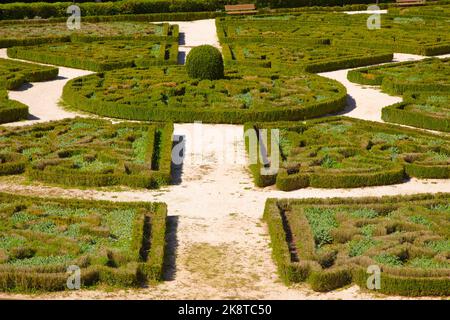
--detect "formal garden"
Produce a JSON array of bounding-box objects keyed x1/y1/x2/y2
[{"x1": 0, "y1": 0, "x2": 448, "y2": 299}]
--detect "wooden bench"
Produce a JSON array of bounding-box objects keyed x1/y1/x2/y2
[
  {"x1": 396, "y1": 0, "x2": 426, "y2": 6},
  {"x1": 225, "y1": 4, "x2": 257, "y2": 15}
]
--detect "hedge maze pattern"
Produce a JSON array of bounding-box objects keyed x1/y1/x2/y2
[
  {"x1": 62, "y1": 66, "x2": 347, "y2": 124},
  {"x1": 348, "y1": 58, "x2": 450, "y2": 132},
  {"x1": 264, "y1": 193, "x2": 450, "y2": 296},
  {"x1": 7, "y1": 40, "x2": 179, "y2": 72},
  {"x1": 0, "y1": 193, "x2": 167, "y2": 292},
  {"x1": 0, "y1": 118, "x2": 173, "y2": 189},
  {"x1": 245, "y1": 117, "x2": 450, "y2": 191}
]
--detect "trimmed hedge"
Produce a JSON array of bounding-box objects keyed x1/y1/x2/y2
[
  {"x1": 62, "y1": 65, "x2": 347, "y2": 124},
  {"x1": 0, "y1": 90, "x2": 29, "y2": 125},
  {"x1": 186, "y1": 45, "x2": 224, "y2": 80},
  {"x1": 349, "y1": 59, "x2": 450, "y2": 132},
  {"x1": 0, "y1": 58, "x2": 58, "y2": 90},
  {"x1": 264, "y1": 194, "x2": 450, "y2": 296},
  {"x1": 0, "y1": 21, "x2": 178, "y2": 48},
  {"x1": 0, "y1": 192, "x2": 167, "y2": 292},
  {"x1": 245, "y1": 117, "x2": 450, "y2": 190},
  {"x1": 0, "y1": 118, "x2": 173, "y2": 189},
  {"x1": 7, "y1": 40, "x2": 179, "y2": 72}
]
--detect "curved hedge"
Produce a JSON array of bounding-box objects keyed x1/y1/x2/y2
[
  {"x1": 0, "y1": 192, "x2": 167, "y2": 292},
  {"x1": 0, "y1": 118, "x2": 173, "y2": 189},
  {"x1": 264, "y1": 194, "x2": 450, "y2": 296},
  {"x1": 245, "y1": 117, "x2": 450, "y2": 191},
  {"x1": 0, "y1": 90, "x2": 29, "y2": 125},
  {"x1": 62, "y1": 65, "x2": 347, "y2": 124}
]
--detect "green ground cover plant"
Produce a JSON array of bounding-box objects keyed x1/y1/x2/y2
[
  {"x1": 264, "y1": 193, "x2": 450, "y2": 296},
  {"x1": 222, "y1": 42, "x2": 393, "y2": 73},
  {"x1": 7, "y1": 40, "x2": 179, "y2": 72},
  {"x1": 0, "y1": 90, "x2": 28, "y2": 125},
  {"x1": 348, "y1": 58, "x2": 450, "y2": 132},
  {"x1": 217, "y1": 12, "x2": 450, "y2": 56},
  {"x1": 0, "y1": 118, "x2": 173, "y2": 188},
  {"x1": 245, "y1": 117, "x2": 450, "y2": 191},
  {"x1": 62, "y1": 65, "x2": 347, "y2": 124},
  {"x1": 0, "y1": 21, "x2": 178, "y2": 48},
  {"x1": 0, "y1": 57, "x2": 58, "y2": 90},
  {"x1": 0, "y1": 192, "x2": 167, "y2": 292}
]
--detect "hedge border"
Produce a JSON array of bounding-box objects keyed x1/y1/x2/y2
[
  {"x1": 264, "y1": 193, "x2": 450, "y2": 296},
  {"x1": 0, "y1": 192, "x2": 167, "y2": 292}
]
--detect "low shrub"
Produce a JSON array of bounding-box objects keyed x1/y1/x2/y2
[
  {"x1": 186, "y1": 45, "x2": 224, "y2": 80},
  {"x1": 0, "y1": 90, "x2": 29, "y2": 125},
  {"x1": 0, "y1": 192, "x2": 168, "y2": 292},
  {"x1": 264, "y1": 194, "x2": 450, "y2": 296},
  {"x1": 245, "y1": 117, "x2": 450, "y2": 190},
  {"x1": 0, "y1": 118, "x2": 173, "y2": 189},
  {"x1": 0, "y1": 58, "x2": 58, "y2": 90}
]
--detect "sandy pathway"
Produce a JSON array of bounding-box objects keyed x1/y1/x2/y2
[{"x1": 0, "y1": 20, "x2": 449, "y2": 300}]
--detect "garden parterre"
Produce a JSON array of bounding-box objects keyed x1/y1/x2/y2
[
  {"x1": 217, "y1": 12, "x2": 450, "y2": 56},
  {"x1": 7, "y1": 40, "x2": 179, "y2": 72},
  {"x1": 264, "y1": 193, "x2": 450, "y2": 296},
  {"x1": 62, "y1": 66, "x2": 347, "y2": 124},
  {"x1": 245, "y1": 117, "x2": 450, "y2": 191},
  {"x1": 0, "y1": 21, "x2": 178, "y2": 47},
  {"x1": 0, "y1": 90, "x2": 28, "y2": 124},
  {"x1": 348, "y1": 58, "x2": 450, "y2": 132},
  {"x1": 0, "y1": 118, "x2": 173, "y2": 188},
  {"x1": 0, "y1": 192, "x2": 167, "y2": 292}
]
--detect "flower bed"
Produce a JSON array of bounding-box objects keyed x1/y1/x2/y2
[
  {"x1": 264, "y1": 193, "x2": 450, "y2": 296},
  {"x1": 245, "y1": 117, "x2": 450, "y2": 190},
  {"x1": 0, "y1": 118, "x2": 173, "y2": 189},
  {"x1": 7, "y1": 40, "x2": 179, "y2": 72},
  {"x1": 0, "y1": 192, "x2": 167, "y2": 292}
]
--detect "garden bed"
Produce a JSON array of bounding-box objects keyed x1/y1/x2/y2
[
  {"x1": 7, "y1": 40, "x2": 179, "y2": 72},
  {"x1": 0, "y1": 192, "x2": 167, "y2": 292},
  {"x1": 0, "y1": 57, "x2": 58, "y2": 90},
  {"x1": 0, "y1": 118, "x2": 173, "y2": 189},
  {"x1": 0, "y1": 90, "x2": 28, "y2": 125},
  {"x1": 245, "y1": 117, "x2": 450, "y2": 191},
  {"x1": 264, "y1": 193, "x2": 450, "y2": 296},
  {"x1": 348, "y1": 58, "x2": 450, "y2": 132},
  {"x1": 0, "y1": 21, "x2": 178, "y2": 48},
  {"x1": 62, "y1": 66, "x2": 347, "y2": 124}
]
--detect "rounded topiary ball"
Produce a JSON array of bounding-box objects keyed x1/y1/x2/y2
[{"x1": 186, "y1": 45, "x2": 224, "y2": 80}]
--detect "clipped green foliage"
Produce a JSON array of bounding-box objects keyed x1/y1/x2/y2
[
  {"x1": 0, "y1": 90, "x2": 28, "y2": 125},
  {"x1": 0, "y1": 21, "x2": 178, "y2": 47},
  {"x1": 245, "y1": 117, "x2": 450, "y2": 191},
  {"x1": 0, "y1": 58, "x2": 58, "y2": 90},
  {"x1": 264, "y1": 194, "x2": 450, "y2": 296},
  {"x1": 0, "y1": 192, "x2": 167, "y2": 292},
  {"x1": 62, "y1": 65, "x2": 347, "y2": 124},
  {"x1": 7, "y1": 40, "x2": 179, "y2": 72},
  {"x1": 0, "y1": 118, "x2": 173, "y2": 189},
  {"x1": 186, "y1": 45, "x2": 224, "y2": 80}
]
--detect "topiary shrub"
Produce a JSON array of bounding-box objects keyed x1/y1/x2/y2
[{"x1": 186, "y1": 45, "x2": 224, "y2": 80}]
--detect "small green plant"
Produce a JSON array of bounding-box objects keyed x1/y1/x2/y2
[{"x1": 186, "y1": 45, "x2": 224, "y2": 80}]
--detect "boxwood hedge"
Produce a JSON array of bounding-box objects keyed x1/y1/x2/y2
[
  {"x1": 62, "y1": 65, "x2": 347, "y2": 124},
  {"x1": 0, "y1": 118, "x2": 173, "y2": 189},
  {"x1": 264, "y1": 193, "x2": 450, "y2": 296},
  {"x1": 245, "y1": 117, "x2": 450, "y2": 191},
  {"x1": 0, "y1": 57, "x2": 58, "y2": 90},
  {"x1": 0, "y1": 21, "x2": 178, "y2": 48},
  {"x1": 0, "y1": 192, "x2": 167, "y2": 292},
  {"x1": 348, "y1": 58, "x2": 450, "y2": 132},
  {"x1": 0, "y1": 90, "x2": 28, "y2": 125},
  {"x1": 7, "y1": 40, "x2": 179, "y2": 72}
]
